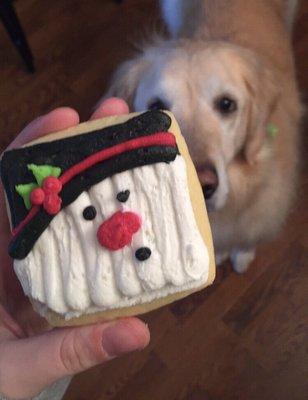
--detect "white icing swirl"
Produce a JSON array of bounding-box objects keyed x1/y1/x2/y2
[{"x1": 14, "y1": 157, "x2": 209, "y2": 319}]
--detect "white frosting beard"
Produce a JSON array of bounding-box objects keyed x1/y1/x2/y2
[{"x1": 14, "y1": 156, "x2": 209, "y2": 320}]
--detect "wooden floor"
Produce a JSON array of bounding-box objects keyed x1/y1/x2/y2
[{"x1": 0, "y1": 1, "x2": 307, "y2": 399}]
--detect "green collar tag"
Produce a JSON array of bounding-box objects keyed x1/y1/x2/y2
[{"x1": 267, "y1": 123, "x2": 279, "y2": 139}]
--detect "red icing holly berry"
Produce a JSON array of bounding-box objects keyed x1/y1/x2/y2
[
  {"x1": 97, "y1": 211, "x2": 141, "y2": 251},
  {"x1": 30, "y1": 187, "x2": 45, "y2": 205},
  {"x1": 42, "y1": 176, "x2": 62, "y2": 194},
  {"x1": 43, "y1": 193, "x2": 62, "y2": 215},
  {"x1": 28, "y1": 176, "x2": 63, "y2": 214}
]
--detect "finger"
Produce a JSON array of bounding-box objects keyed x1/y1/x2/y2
[
  {"x1": 0, "y1": 304, "x2": 25, "y2": 339},
  {"x1": 0, "y1": 317, "x2": 150, "y2": 399},
  {"x1": 8, "y1": 107, "x2": 80, "y2": 150},
  {"x1": 90, "y1": 97, "x2": 129, "y2": 120}
]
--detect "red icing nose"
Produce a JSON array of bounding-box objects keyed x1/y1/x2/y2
[{"x1": 97, "y1": 211, "x2": 141, "y2": 251}]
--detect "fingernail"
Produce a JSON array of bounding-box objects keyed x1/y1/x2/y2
[{"x1": 102, "y1": 320, "x2": 148, "y2": 357}]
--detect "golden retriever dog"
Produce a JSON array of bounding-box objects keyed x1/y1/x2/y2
[{"x1": 104, "y1": 0, "x2": 302, "y2": 272}]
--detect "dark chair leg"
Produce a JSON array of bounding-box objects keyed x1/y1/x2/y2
[{"x1": 0, "y1": 0, "x2": 35, "y2": 73}]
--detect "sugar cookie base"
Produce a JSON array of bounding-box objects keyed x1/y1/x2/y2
[{"x1": 23, "y1": 111, "x2": 215, "y2": 327}]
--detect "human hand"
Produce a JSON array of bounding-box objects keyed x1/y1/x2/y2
[{"x1": 0, "y1": 98, "x2": 150, "y2": 400}]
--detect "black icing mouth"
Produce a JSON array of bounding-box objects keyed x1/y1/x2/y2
[{"x1": 135, "y1": 247, "x2": 151, "y2": 261}]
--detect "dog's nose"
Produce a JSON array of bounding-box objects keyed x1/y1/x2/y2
[{"x1": 196, "y1": 163, "x2": 219, "y2": 200}]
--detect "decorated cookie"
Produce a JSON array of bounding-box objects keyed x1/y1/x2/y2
[{"x1": 0, "y1": 111, "x2": 215, "y2": 326}]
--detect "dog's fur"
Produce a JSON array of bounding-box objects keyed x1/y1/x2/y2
[{"x1": 104, "y1": 0, "x2": 302, "y2": 272}]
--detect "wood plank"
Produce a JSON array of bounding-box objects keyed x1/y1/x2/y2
[{"x1": 0, "y1": 1, "x2": 306, "y2": 399}]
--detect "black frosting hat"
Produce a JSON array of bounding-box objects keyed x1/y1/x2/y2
[{"x1": 1, "y1": 111, "x2": 179, "y2": 260}]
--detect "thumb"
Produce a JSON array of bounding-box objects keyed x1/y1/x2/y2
[{"x1": 0, "y1": 318, "x2": 150, "y2": 399}]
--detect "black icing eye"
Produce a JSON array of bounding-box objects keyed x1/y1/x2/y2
[
  {"x1": 135, "y1": 247, "x2": 151, "y2": 261},
  {"x1": 214, "y1": 95, "x2": 237, "y2": 115},
  {"x1": 148, "y1": 98, "x2": 169, "y2": 111},
  {"x1": 83, "y1": 206, "x2": 97, "y2": 220},
  {"x1": 117, "y1": 190, "x2": 130, "y2": 203}
]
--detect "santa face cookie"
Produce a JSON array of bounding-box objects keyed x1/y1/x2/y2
[{"x1": 1, "y1": 111, "x2": 215, "y2": 326}]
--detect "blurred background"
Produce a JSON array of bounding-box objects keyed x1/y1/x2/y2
[{"x1": 0, "y1": 1, "x2": 307, "y2": 399}]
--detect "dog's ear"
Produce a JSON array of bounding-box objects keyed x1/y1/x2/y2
[
  {"x1": 105, "y1": 56, "x2": 149, "y2": 109},
  {"x1": 243, "y1": 60, "x2": 279, "y2": 164}
]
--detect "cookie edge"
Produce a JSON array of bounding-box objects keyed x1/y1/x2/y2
[{"x1": 20, "y1": 110, "x2": 215, "y2": 326}]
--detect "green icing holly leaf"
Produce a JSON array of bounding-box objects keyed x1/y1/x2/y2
[
  {"x1": 15, "y1": 164, "x2": 62, "y2": 210},
  {"x1": 15, "y1": 183, "x2": 38, "y2": 210},
  {"x1": 267, "y1": 123, "x2": 279, "y2": 139},
  {"x1": 27, "y1": 164, "x2": 61, "y2": 186}
]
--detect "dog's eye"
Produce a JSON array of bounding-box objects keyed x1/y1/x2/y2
[
  {"x1": 148, "y1": 99, "x2": 169, "y2": 111},
  {"x1": 83, "y1": 206, "x2": 97, "y2": 220},
  {"x1": 215, "y1": 96, "x2": 237, "y2": 115}
]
